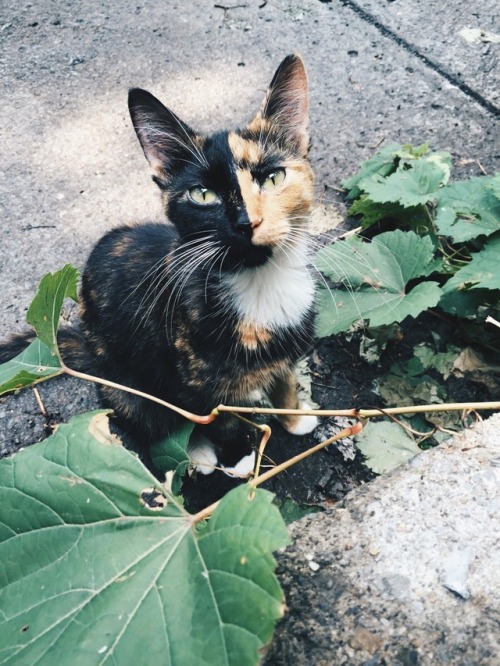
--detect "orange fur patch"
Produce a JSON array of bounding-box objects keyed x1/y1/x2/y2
[
  {"x1": 237, "y1": 321, "x2": 272, "y2": 350},
  {"x1": 228, "y1": 132, "x2": 264, "y2": 165}
]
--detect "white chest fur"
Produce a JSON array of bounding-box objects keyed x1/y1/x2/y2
[{"x1": 223, "y1": 244, "x2": 315, "y2": 329}]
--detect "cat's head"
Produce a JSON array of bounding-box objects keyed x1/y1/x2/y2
[{"x1": 128, "y1": 55, "x2": 313, "y2": 269}]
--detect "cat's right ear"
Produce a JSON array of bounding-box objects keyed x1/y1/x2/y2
[{"x1": 128, "y1": 89, "x2": 198, "y2": 184}]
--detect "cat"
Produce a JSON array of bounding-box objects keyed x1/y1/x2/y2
[{"x1": 0, "y1": 54, "x2": 319, "y2": 477}]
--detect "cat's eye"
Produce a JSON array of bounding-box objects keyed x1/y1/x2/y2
[
  {"x1": 188, "y1": 186, "x2": 218, "y2": 205},
  {"x1": 261, "y1": 168, "x2": 286, "y2": 191}
]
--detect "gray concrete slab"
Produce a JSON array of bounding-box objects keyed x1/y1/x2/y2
[
  {"x1": 348, "y1": 0, "x2": 500, "y2": 109},
  {"x1": 265, "y1": 412, "x2": 500, "y2": 665}
]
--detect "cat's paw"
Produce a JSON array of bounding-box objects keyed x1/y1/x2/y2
[
  {"x1": 287, "y1": 402, "x2": 318, "y2": 436},
  {"x1": 187, "y1": 434, "x2": 218, "y2": 475},
  {"x1": 221, "y1": 450, "x2": 256, "y2": 479}
]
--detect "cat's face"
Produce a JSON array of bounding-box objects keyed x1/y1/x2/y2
[{"x1": 129, "y1": 55, "x2": 313, "y2": 269}]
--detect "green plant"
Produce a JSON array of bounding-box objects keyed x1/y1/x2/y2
[{"x1": 315, "y1": 143, "x2": 500, "y2": 336}]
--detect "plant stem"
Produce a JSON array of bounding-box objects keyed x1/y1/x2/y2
[
  {"x1": 215, "y1": 401, "x2": 500, "y2": 418},
  {"x1": 249, "y1": 421, "x2": 365, "y2": 488},
  {"x1": 486, "y1": 316, "x2": 500, "y2": 330},
  {"x1": 61, "y1": 362, "x2": 217, "y2": 425},
  {"x1": 62, "y1": 361, "x2": 500, "y2": 424}
]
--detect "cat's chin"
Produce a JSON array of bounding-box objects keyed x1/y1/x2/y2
[
  {"x1": 222, "y1": 245, "x2": 273, "y2": 270},
  {"x1": 241, "y1": 250, "x2": 272, "y2": 268}
]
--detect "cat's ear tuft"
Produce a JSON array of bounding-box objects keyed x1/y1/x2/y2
[
  {"x1": 258, "y1": 54, "x2": 309, "y2": 155},
  {"x1": 128, "y1": 88, "x2": 199, "y2": 184}
]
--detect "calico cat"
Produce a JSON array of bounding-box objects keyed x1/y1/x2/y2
[{"x1": 1, "y1": 54, "x2": 319, "y2": 477}]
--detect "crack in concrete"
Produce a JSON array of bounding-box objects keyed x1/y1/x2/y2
[{"x1": 338, "y1": 0, "x2": 500, "y2": 118}]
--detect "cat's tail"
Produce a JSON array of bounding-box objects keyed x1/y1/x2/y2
[{"x1": 0, "y1": 327, "x2": 91, "y2": 371}]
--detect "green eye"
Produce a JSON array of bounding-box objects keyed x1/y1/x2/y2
[
  {"x1": 188, "y1": 186, "x2": 218, "y2": 204},
  {"x1": 261, "y1": 168, "x2": 286, "y2": 191}
]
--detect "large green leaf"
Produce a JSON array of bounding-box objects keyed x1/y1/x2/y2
[
  {"x1": 0, "y1": 411, "x2": 289, "y2": 666},
  {"x1": 26, "y1": 264, "x2": 79, "y2": 355},
  {"x1": 442, "y1": 235, "x2": 500, "y2": 293},
  {"x1": 151, "y1": 421, "x2": 193, "y2": 472},
  {"x1": 341, "y1": 143, "x2": 449, "y2": 203},
  {"x1": 0, "y1": 338, "x2": 63, "y2": 396},
  {"x1": 435, "y1": 176, "x2": 500, "y2": 242},
  {"x1": 315, "y1": 230, "x2": 442, "y2": 336}
]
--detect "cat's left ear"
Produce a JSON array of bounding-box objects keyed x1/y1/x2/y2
[{"x1": 256, "y1": 54, "x2": 309, "y2": 156}]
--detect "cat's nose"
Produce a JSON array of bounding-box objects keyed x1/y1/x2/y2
[{"x1": 234, "y1": 210, "x2": 263, "y2": 232}]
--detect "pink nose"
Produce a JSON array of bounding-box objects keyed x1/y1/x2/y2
[{"x1": 251, "y1": 217, "x2": 263, "y2": 229}]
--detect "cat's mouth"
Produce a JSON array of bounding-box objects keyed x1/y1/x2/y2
[{"x1": 224, "y1": 243, "x2": 273, "y2": 270}]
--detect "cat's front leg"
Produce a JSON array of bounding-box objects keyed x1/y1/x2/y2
[{"x1": 269, "y1": 367, "x2": 318, "y2": 435}]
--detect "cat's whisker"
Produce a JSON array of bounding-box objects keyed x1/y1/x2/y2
[
  {"x1": 287, "y1": 230, "x2": 403, "y2": 324},
  {"x1": 164, "y1": 244, "x2": 222, "y2": 336},
  {"x1": 134, "y1": 240, "x2": 221, "y2": 335},
  {"x1": 128, "y1": 233, "x2": 217, "y2": 314},
  {"x1": 203, "y1": 247, "x2": 227, "y2": 302},
  {"x1": 123, "y1": 255, "x2": 167, "y2": 307},
  {"x1": 132, "y1": 238, "x2": 217, "y2": 328}
]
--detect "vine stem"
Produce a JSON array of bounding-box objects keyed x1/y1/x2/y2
[
  {"x1": 190, "y1": 422, "x2": 364, "y2": 525},
  {"x1": 60, "y1": 360, "x2": 500, "y2": 525},
  {"x1": 61, "y1": 362, "x2": 500, "y2": 423},
  {"x1": 61, "y1": 362, "x2": 217, "y2": 425},
  {"x1": 215, "y1": 402, "x2": 500, "y2": 418}
]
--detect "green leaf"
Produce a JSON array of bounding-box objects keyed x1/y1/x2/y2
[
  {"x1": 439, "y1": 289, "x2": 499, "y2": 317},
  {"x1": 442, "y1": 235, "x2": 500, "y2": 292},
  {"x1": 342, "y1": 143, "x2": 402, "y2": 199},
  {"x1": 274, "y1": 497, "x2": 323, "y2": 525},
  {"x1": 151, "y1": 421, "x2": 193, "y2": 472},
  {"x1": 435, "y1": 176, "x2": 500, "y2": 242},
  {"x1": 412, "y1": 344, "x2": 460, "y2": 380},
  {"x1": 151, "y1": 421, "x2": 194, "y2": 495},
  {"x1": 363, "y1": 160, "x2": 447, "y2": 208},
  {"x1": 315, "y1": 230, "x2": 442, "y2": 336},
  {"x1": 354, "y1": 421, "x2": 421, "y2": 473},
  {"x1": 348, "y1": 195, "x2": 419, "y2": 227},
  {"x1": 0, "y1": 411, "x2": 289, "y2": 666},
  {"x1": 377, "y1": 373, "x2": 445, "y2": 408},
  {"x1": 26, "y1": 264, "x2": 79, "y2": 355},
  {"x1": 0, "y1": 339, "x2": 63, "y2": 396}
]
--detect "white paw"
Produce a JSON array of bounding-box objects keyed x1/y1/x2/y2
[
  {"x1": 288, "y1": 402, "x2": 319, "y2": 436},
  {"x1": 187, "y1": 434, "x2": 218, "y2": 475},
  {"x1": 221, "y1": 450, "x2": 256, "y2": 479}
]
